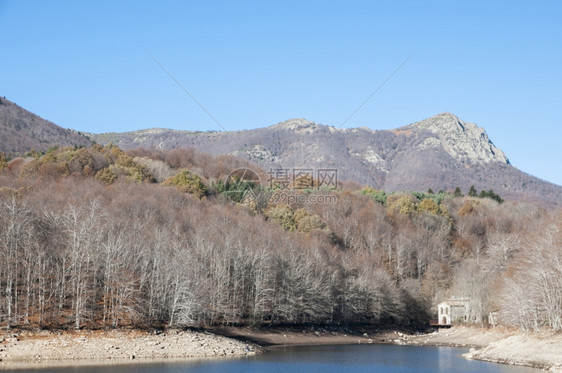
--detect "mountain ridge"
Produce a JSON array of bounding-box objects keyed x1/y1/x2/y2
[
  {"x1": 86, "y1": 113, "x2": 510, "y2": 167},
  {"x1": 84, "y1": 113, "x2": 561, "y2": 207},
  {"x1": 1, "y1": 98, "x2": 560, "y2": 207}
]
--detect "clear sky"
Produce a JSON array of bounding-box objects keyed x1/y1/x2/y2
[{"x1": 1, "y1": 1, "x2": 561, "y2": 186}]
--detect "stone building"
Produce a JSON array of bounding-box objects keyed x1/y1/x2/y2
[{"x1": 437, "y1": 297, "x2": 480, "y2": 326}]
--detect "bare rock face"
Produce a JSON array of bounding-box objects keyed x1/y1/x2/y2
[
  {"x1": 404, "y1": 112, "x2": 509, "y2": 165},
  {"x1": 270, "y1": 118, "x2": 320, "y2": 134}
]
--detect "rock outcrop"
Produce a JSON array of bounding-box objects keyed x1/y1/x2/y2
[{"x1": 403, "y1": 112, "x2": 509, "y2": 165}]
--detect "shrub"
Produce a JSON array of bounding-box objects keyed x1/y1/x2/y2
[
  {"x1": 162, "y1": 170, "x2": 207, "y2": 199},
  {"x1": 293, "y1": 208, "x2": 330, "y2": 234},
  {"x1": 387, "y1": 193, "x2": 417, "y2": 215},
  {"x1": 458, "y1": 200, "x2": 474, "y2": 216},
  {"x1": 418, "y1": 198, "x2": 439, "y2": 215},
  {"x1": 264, "y1": 204, "x2": 296, "y2": 231},
  {"x1": 359, "y1": 187, "x2": 387, "y2": 205},
  {"x1": 95, "y1": 167, "x2": 117, "y2": 185}
]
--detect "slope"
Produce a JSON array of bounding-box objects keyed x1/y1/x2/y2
[{"x1": 0, "y1": 97, "x2": 91, "y2": 155}]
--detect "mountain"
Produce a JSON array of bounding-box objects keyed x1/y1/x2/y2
[
  {"x1": 0, "y1": 97, "x2": 91, "y2": 155},
  {"x1": 87, "y1": 113, "x2": 562, "y2": 208},
  {"x1": 1, "y1": 97, "x2": 559, "y2": 207}
]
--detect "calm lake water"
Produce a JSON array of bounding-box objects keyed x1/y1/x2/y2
[{"x1": 1, "y1": 344, "x2": 541, "y2": 372}]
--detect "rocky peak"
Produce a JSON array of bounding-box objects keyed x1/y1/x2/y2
[
  {"x1": 405, "y1": 112, "x2": 509, "y2": 165},
  {"x1": 270, "y1": 118, "x2": 318, "y2": 131}
]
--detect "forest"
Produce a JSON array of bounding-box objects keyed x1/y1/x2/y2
[{"x1": 0, "y1": 145, "x2": 561, "y2": 332}]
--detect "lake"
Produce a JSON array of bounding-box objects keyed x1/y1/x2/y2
[{"x1": 0, "y1": 344, "x2": 541, "y2": 372}]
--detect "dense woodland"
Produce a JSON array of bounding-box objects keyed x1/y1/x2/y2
[{"x1": 0, "y1": 145, "x2": 560, "y2": 332}]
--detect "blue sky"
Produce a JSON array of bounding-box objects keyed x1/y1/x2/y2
[{"x1": 1, "y1": 1, "x2": 561, "y2": 185}]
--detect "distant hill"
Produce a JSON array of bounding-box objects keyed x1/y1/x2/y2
[
  {"x1": 0, "y1": 97, "x2": 91, "y2": 155},
  {"x1": 87, "y1": 113, "x2": 562, "y2": 208}
]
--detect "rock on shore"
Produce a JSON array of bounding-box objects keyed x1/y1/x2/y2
[
  {"x1": 403, "y1": 326, "x2": 562, "y2": 372},
  {"x1": 0, "y1": 329, "x2": 257, "y2": 366},
  {"x1": 465, "y1": 332, "x2": 562, "y2": 372}
]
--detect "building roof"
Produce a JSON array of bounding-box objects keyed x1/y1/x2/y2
[{"x1": 438, "y1": 297, "x2": 470, "y2": 307}]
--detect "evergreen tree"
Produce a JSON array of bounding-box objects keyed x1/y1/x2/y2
[
  {"x1": 453, "y1": 186, "x2": 463, "y2": 197},
  {"x1": 479, "y1": 189, "x2": 504, "y2": 203}
]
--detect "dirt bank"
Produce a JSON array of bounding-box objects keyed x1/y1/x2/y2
[
  {"x1": 401, "y1": 326, "x2": 511, "y2": 348},
  {"x1": 207, "y1": 325, "x2": 401, "y2": 346},
  {"x1": 0, "y1": 329, "x2": 257, "y2": 369}
]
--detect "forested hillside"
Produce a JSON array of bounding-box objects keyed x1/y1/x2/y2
[
  {"x1": 0, "y1": 145, "x2": 560, "y2": 331},
  {"x1": 0, "y1": 97, "x2": 91, "y2": 155}
]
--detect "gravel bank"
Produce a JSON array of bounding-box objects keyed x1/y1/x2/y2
[{"x1": 0, "y1": 329, "x2": 257, "y2": 369}]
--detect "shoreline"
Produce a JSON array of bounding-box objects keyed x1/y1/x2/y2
[
  {"x1": 401, "y1": 326, "x2": 562, "y2": 372},
  {"x1": 464, "y1": 332, "x2": 562, "y2": 372},
  {"x1": 1, "y1": 326, "x2": 561, "y2": 371},
  {"x1": 206, "y1": 325, "x2": 402, "y2": 347},
  {"x1": 0, "y1": 328, "x2": 259, "y2": 370}
]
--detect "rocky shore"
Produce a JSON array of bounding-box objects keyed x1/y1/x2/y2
[
  {"x1": 0, "y1": 329, "x2": 257, "y2": 369},
  {"x1": 0, "y1": 325, "x2": 396, "y2": 369},
  {"x1": 1, "y1": 326, "x2": 561, "y2": 371},
  {"x1": 401, "y1": 326, "x2": 562, "y2": 372},
  {"x1": 465, "y1": 332, "x2": 562, "y2": 372}
]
